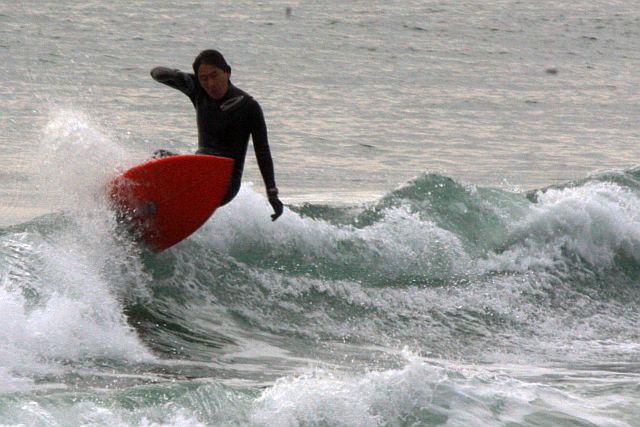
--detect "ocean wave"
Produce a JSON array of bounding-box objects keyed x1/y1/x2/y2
[
  {"x1": 251, "y1": 350, "x2": 631, "y2": 427},
  {"x1": 2, "y1": 108, "x2": 640, "y2": 388}
]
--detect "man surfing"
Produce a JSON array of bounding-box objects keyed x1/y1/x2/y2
[{"x1": 150, "y1": 49, "x2": 283, "y2": 220}]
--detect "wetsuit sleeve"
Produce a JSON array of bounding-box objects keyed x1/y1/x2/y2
[
  {"x1": 150, "y1": 67, "x2": 197, "y2": 99},
  {"x1": 250, "y1": 101, "x2": 277, "y2": 190}
]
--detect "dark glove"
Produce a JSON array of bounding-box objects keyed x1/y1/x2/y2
[{"x1": 267, "y1": 188, "x2": 283, "y2": 221}]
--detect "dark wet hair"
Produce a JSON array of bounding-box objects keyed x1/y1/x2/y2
[{"x1": 192, "y1": 49, "x2": 231, "y2": 74}]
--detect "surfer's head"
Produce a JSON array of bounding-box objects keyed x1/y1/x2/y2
[
  {"x1": 193, "y1": 50, "x2": 231, "y2": 100},
  {"x1": 193, "y1": 49, "x2": 231, "y2": 74}
]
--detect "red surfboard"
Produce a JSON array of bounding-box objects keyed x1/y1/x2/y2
[{"x1": 108, "y1": 154, "x2": 234, "y2": 252}]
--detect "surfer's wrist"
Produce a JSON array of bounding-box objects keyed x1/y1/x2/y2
[{"x1": 267, "y1": 187, "x2": 279, "y2": 197}]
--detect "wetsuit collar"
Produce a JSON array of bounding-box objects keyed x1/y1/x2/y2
[
  {"x1": 218, "y1": 81, "x2": 235, "y2": 102},
  {"x1": 215, "y1": 82, "x2": 246, "y2": 112}
]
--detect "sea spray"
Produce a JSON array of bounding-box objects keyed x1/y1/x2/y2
[
  {"x1": 0, "y1": 110, "x2": 155, "y2": 393},
  {"x1": 251, "y1": 350, "x2": 630, "y2": 427}
]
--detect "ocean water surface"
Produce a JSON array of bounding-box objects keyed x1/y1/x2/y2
[{"x1": 1, "y1": 1, "x2": 640, "y2": 425}]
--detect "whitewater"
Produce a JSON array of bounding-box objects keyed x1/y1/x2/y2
[{"x1": 2, "y1": 0, "x2": 640, "y2": 426}]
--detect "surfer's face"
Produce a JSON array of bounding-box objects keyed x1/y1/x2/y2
[{"x1": 198, "y1": 64, "x2": 230, "y2": 100}]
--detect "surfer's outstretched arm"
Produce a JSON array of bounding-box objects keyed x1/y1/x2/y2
[
  {"x1": 249, "y1": 102, "x2": 283, "y2": 221},
  {"x1": 150, "y1": 67, "x2": 196, "y2": 98}
]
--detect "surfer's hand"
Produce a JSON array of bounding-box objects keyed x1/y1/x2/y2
[
  {"x1": 267, "y1": 188, "x2": 283, "y2": 221},
  {"x1": 152, "y1": 149, "x2": 177, "y2": 159}
]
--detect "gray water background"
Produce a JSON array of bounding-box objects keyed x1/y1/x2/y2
[{"x1": 2, "y1": 0, "x2": 639, "y2": 225}]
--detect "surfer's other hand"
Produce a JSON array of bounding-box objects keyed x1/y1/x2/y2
[
  {"x1": 152, "y1": 149, "x2": 177, "y2": 159},
  {"x1": 267, "y1": 188, "x2": 283, "y2": 221}
]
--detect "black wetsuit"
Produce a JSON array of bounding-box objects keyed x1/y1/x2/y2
[{"x1": 150, "y1": 67, "x2": 276, "y2": 205}]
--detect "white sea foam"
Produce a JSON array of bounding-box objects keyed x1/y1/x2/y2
[
  {"x1": 9, "y1": 400, "x2": 209, "y2": 427},
  {"x1": 483, "y1": 182, "x2": 640, "y2": 273},
  {"x1": 0, "y1": 110, "x2": 155, "y2": 392},
  {"x1": 251, "y1": 351, "x2": 632, "y2": 427},
  {"x1": 199, "y1": 183, "x2": 470, "y2": 281},
  {"x1": 0, "y1": 232, "x2": 153, "y2": 393}
]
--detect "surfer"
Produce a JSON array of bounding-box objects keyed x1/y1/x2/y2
[{"x1": 150, "y1": 49, "x2": 284, "y2": 221}]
